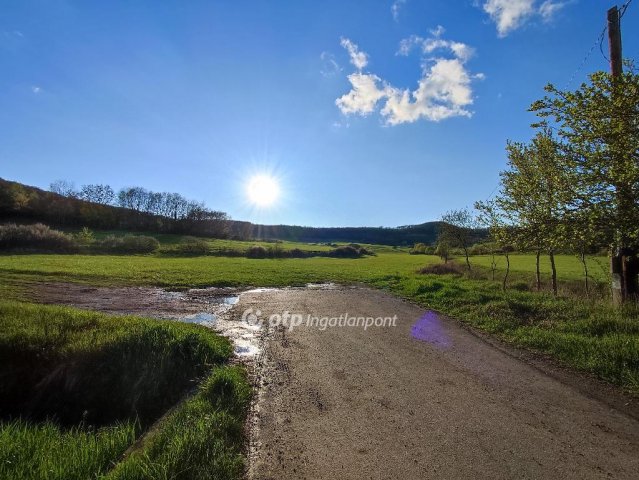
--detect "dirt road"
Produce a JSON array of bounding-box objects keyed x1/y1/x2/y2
[{"x1": 241, "y1": 286, "x2": 639, "y2": 480}]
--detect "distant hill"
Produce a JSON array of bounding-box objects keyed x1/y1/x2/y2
[
  {"x1": 0, "y1": 177, "x2": 452, "y2": 245},
  {"x1": 226, "y1": 221, "x2": 443, "y2": 246}
]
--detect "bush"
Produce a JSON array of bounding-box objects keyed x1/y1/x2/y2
[
  {"x1": 96, "y1": 234, "x2": 159, "y2": 254},
  {"x1": 74, "y1": 227, "x2": 95, "y2": 246},
  {"x1": 328, "y1": 245, "x2": 362, "y2": 258},
  {"x1": 175, "y1": 236, "x2": 209, "y2": 255},
  {"x1": 418, "y1": 262, "x2": 464, "y2": 275},
  {"x1": 0, "y1": 223, "x2": 78, "y2": 252},
  {"x1": 410, "y1": 242, "x2": 427, "y2": 255},
  {"x1": 246, "y1": 245, "x2": 268, "y2": 258},
  {"x1": 288, "y1": 248, "x2": 310, "y2": 258}
]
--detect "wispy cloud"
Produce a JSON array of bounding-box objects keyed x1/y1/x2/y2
[
  {"x1": 320, "y1": 51, "x2": 342, "y2": 77},
  {"x1": 481, "y1": 0, "x2": 570, "y2": 37},
  {"x1": 482, "y1": 0, "x2": 535, "y2": 37},
  {"x1": 31, "y1": 86, "x2": 41, "y2": 94},
  {"x1": 539, "y1": 1, "x2": 569, "y2": 22},
  {"x1": 391, "y1": 0, "x2": 407, "y2": 22},
  {"x1": 336, "y1": 29, "x2": 483, "y2": 125},
  {"x1": 340, "y1": 37, "x2": 368, "y2": 71},
  {"x1": 397, "y1": 26, "x2": 475, "y2": 62}
]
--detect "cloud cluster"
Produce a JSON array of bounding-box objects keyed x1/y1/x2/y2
[
  {"x1": 335, "y1": 27, "x2": 483, "y2": 125},
  {"x1": 482, "y1": 0, "x2": 569, "y2": 37},
  {"x1": 391, "y1": 0, "x2": 407, "y2": 22}
]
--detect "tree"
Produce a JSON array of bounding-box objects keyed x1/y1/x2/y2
[
  {"x1": 50, "y1": 180, "x2": 77, "y2": 198},
  {"x1": 530, "y1": 70, "x2": 639, "y2": 303},
  {"x1": 435, "y1": 241, "x2": 450, "y2": 263},
  {"x1": 477, "y1": 130, "x2": 571, "y2": 296},
  {"x1": 439, "y1": 208, "x2": 477, "y2": 270},
  {"x1": 79, "y1": 184, "x2": 115, "y2": 205}
]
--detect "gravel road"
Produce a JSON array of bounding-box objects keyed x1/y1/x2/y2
[{"x1": 241, "y1": 286, "x2": 639, "y2": 480}]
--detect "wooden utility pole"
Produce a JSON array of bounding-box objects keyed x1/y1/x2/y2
[
  {"x1": 608, "y1": 5, "x2": 624, "y2": 305},
  {"x1": 607, "y1": 6, "x2": 623, "y2": 76},
  {"x1": 607, "y1": 5, "x2": 639, "y2": 305}
]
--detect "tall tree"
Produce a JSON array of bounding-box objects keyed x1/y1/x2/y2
[
  {"x1": 477, "y1": 130, "x2": 571, "y2": 295},
  {"x1": 531, "y1": 70, "x2": 639, "y2": 303}
]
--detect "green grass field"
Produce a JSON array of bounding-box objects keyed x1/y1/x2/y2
[
  {"x1": 470, "y1": 253, "x2": 610, "y2": 282},
  {"x1": 0, "y1": 301, "x2": 250, "y2": 480}
]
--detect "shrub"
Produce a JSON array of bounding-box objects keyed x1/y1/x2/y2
[
  {"x1": 246, "y1": 245, "x2": 268, "y2": 258},
  {"x1": 328, "y1": 245, "x2": 362, "y2": 258},
  {"x1": 175, "y1": 236, "x2": 209, "y2": 255},
  {"x1": 418, "y1": 262, "x2": 464, "y2": 275},
  {"x1": 74, "y1": 227, "x2": 95, "y2": 246},
  {"x1": 0, "y1": 223, "x2": 77, "y2": 252},
  {"x1": 410, "y1": 242, "x2": 427, "y2": 255},
  {"x1": 288, "y1": 248, "x2": 310, "y2": 258},
  {"x1": 96, "y1": 234, "x2": 159, "y2": 254}
]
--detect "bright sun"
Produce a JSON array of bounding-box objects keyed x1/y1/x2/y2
[{"x1": 247, "y1": 175, "x2": 280, "y2": 207}]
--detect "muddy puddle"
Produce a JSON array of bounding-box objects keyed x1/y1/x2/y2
[
  {"x1": 32, "y1": 282, "x2": 339, "y2": 359},
  {"x1": 32, "y1": 283, "x2": 262, "y2": 358}
]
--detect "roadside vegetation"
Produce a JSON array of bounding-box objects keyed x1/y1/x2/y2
[{"x1": 0, "y1": 301, "x2": 250, "y2": 480}]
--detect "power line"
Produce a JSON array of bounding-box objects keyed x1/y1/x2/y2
[
  {"x1": 620, "y1": 0, "x2": 633, "y2": 19},
  {"x1": 566, "y1": 22, "x2": 607, "y2": 88},
  {"x1": 567, "y1": 0, "x2": 634, "y2": 89}
]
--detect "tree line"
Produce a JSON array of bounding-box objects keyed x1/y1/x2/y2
[
  {"x1": 438, "y1": 67, "x2": 639, "y2": 304},
  {"x1": 0, "y1": 178, "x2": 230, "y2": 238}
]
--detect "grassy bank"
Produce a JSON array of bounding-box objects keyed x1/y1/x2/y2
[{"x1": 0, "y1": 301, "x2": 250, "y2": 480}]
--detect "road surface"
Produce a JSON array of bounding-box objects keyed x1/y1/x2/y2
[{"x1": 239, "y1": 286, "x2": 639, "y2": 480}]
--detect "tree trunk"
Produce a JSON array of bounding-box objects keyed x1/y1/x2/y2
[
  {"x1": 491, "y1": 253, "x2": 497, "y2": 281},
  {"x1": 580, "y1": 250, "x2": 589, "y2": 297},
  {"x1": 502, "y1": 253, "x2": 510, "y2": 292},
  {"x1": 463, "y1": 247, "x2": 471, "y2": 271},
  {"x1": 611, "y1": 247, "x2": 639, "y2": 305},
  {"x1": 549, "y1": 249, "x2": 558, "y2": 297},
  {"x1": 535, "y1": 249, "x2": 541, "y2": 292}
]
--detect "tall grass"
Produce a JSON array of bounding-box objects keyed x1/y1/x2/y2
[
  {"x1": 107, "y1": 366, "x2": 252, "y2": 480},
  {"x1": 0, "y1": 301, "x2": 232, "y2": 427},
  {"x1": 0, "y1": 420, "x2": 136, "y2": 480},
  {"x1": 0, "y1": 302, "x2": 249, "y2": 480}
]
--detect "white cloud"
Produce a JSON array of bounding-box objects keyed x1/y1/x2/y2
[
  {"x1": 430, "y1": 25, "x2": 446, "y2": 37},
  {"x1": 397, "y1": 27, "x2": 474, "y2": 62},
  {"x1": 31, "y1": 86, "x2": 41, "y2": 94},
  {"x1": 320, "y1": 51, "x2": 342, "y2": 77},
  {"x1": 391, "y1": 0, "x2": 407, "y2": 22},
  {"x1": 539, "y1": 1, "x2": 568, "y2": 22},
  {"x1": 483, "y1": 0, "x2": 535, "y2": 37},
  {"x1": 336, "y1": 30, "x2": 483, "y2": 125},
  {"x1": 335, "y1": 73, "x2": 389, "y2": 115},
  {"x1": 340, "y1": 37, "x2": 368, "y2": 71},
  {"x1": 481, "y1": 0, "x2": 571, "y2": 36}
]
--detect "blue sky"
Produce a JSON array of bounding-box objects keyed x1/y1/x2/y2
[{"x1": 1, "y1": 0, "x2": 637, "y2": 227}]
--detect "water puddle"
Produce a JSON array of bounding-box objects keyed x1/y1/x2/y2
[
  {"x1": 305, "y1": 282, "x2": 338, "y2": 289},
  {"x1": 411, "y1": 311, "x2": 452, "y2": 349},
  {"x1": 181, "y1": 312, "x2": 217, "y2": 326},
  {"x1": 160, "y1": 293, "x2": 260, "y2": 357}
]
